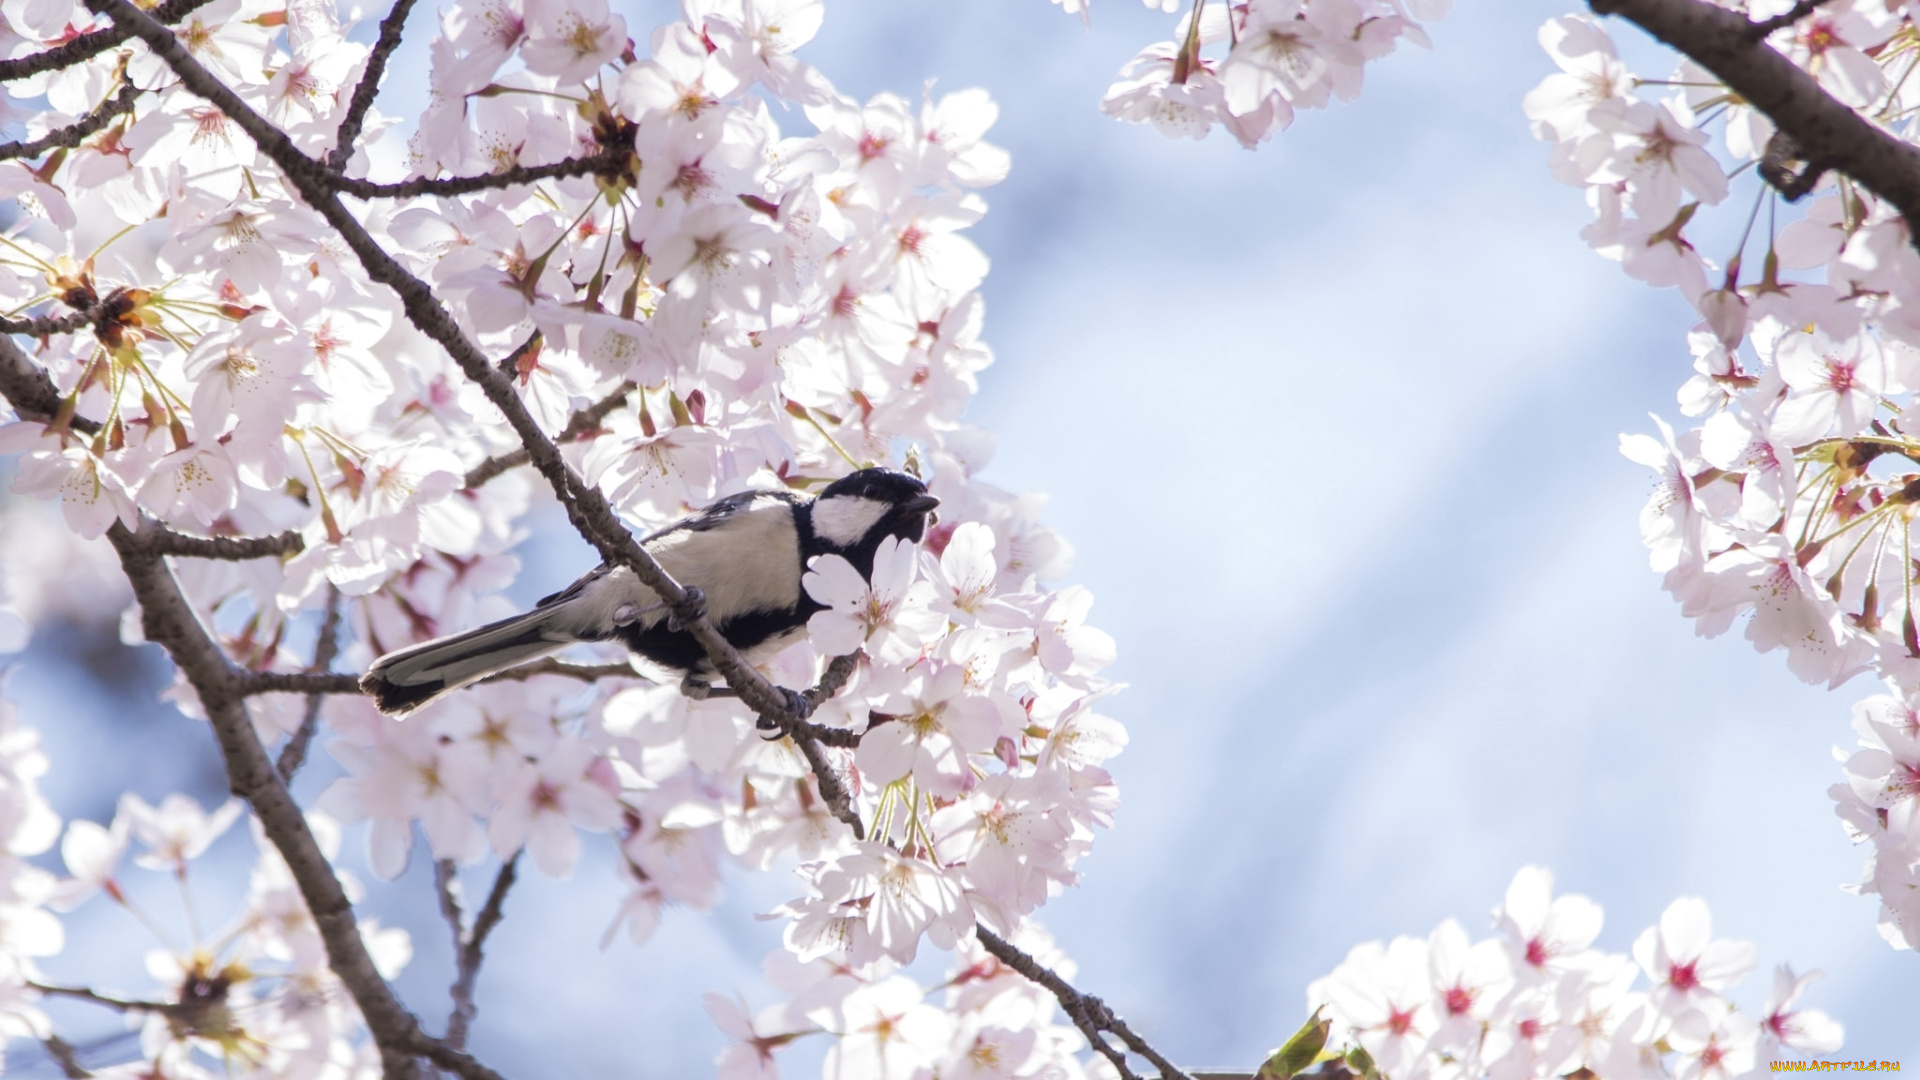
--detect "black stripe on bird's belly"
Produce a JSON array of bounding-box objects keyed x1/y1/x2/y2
[{"x1": 616, "y1": 601, "x2": 824, "y2": 675}]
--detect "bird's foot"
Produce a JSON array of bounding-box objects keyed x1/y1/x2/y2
[
  {"x1": 667, "y1": 587, "x2": 706, "y2": 632},
  {"x1": 785, "y1": 687, "x2": 816, "y2": 722},
  {"x1": 754, "y1": 687, "x2": 815, "y2": 739},
  {"x1": 678, "y1": 673, "x2": 738, "y2": 702}
]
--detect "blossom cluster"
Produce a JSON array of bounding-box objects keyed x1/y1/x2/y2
[
  {"x1": 707, "y1": 927, "x2": 1096, "y2": 1080},
  {"x1": 0, "y1": 0, "x2": 1136, "y2": 1068},
  {"x1": 1084, "y1": 0, "x2": 1449, "y2": 148},
  {"x1": 1309, "y1": 868, "x2": 1842, "y2": 1080},
  {"x1": 1530, "y1": 3, "x2": 1920, "y2": 948}
]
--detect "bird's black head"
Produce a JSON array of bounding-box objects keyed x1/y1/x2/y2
[{"x1": 809, "y1": 468, "x2": 940, "y2": 571}]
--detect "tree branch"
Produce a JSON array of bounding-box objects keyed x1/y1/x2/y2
[
  {"x1": 463, "y1": 380, "x2": 635, "y2": 490},
  {"x1": 333, "y1": 151, "x2": 623, "y2": 200},
  {"x1": 974, "y1": 926, "x2": 1191, "y2": 1080},
  {"x1": 30, "y1": 982, "x2": 176, "y2": 1015},
  {"x1": 1587, "y1": 0, "x2": 1920, "y2": 242},
  {"x1": 237, "y1": 670, "x2": 364, "y2": 695},
  {"x1": 277, "y1": 585, "x2": 343, "y2": 783},
  {"x1": 754, "y1": 653, "x2": 868, "y2": 835},
  {"x1": 436, "y1": 854, "x2": 518, "y2": 1051},
  {"x1": 0, "y1": 334, "x2": 99, "y2": 433},
  {"x1": 326, "y1": 0, "x2": 419, "y2": 172},
  {"x1": 0, "y1": 81, "x2": 140, "y2": 163},
  {"x1": 40, "y1": 1034, "x2": 92, "y2": 1079},
  {"x1": 0, "y1": 306, "x2": 101, "y2": 337},
  {"x1": 137, "y1": 527, "x2": 305, "y2": 560},
  {"x1": 0, "y1": 0, "x2": 215, "y2": 81}
]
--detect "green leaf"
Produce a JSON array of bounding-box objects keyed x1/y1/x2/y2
[
  {"x1": 1345, "y1": 1045, "x2": 1378, "y2": 1079},
  {"x1": 1255, "y1": 1008, "x2": 1330, "y2": 1080}
]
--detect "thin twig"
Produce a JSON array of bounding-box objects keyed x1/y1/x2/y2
[
  {"x1": 334, "y1": 150, "x2": 623, "y2": 200},
  {"x1": 237, "y1": 670, "x2": 365, "y2": 696},
  {"x1": 0, "y1": 0, "x2": 214, "y2": 81},
  {"x1": 439, "y1": 854, "x2": 519, "y2": 1051},
  {"x1": 277, "y1": 585, "x2": 343, "y2": 782},
  {"x1": 974, "y1": 926, "x2": 1192, "y2": 1080},
  {"x1": 29, "y1": 982, "x2": 176, "y2": 1015},
  {"x1": 41, "y1": 1034, "x2": 92, "y2": 1079},
  {"x1": 327, "y1": 0, "x2": 420, "y2": 171},
  {"x1": 0, "y1": 81, "x2": 141, "y2": 163},
  {"x1": 1746, "y1": 0, "x2": 1833, "y2": 38},
  {"x1": 463, "y1": 380, "x2": 636, "y2": 490}
]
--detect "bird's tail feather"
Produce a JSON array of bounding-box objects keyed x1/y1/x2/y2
[{"x1": 361, "y1": 608, "x2": 574, "y2": 716}]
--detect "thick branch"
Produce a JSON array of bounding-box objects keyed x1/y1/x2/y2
[
  {"x1": 1588, "y1": 0, "x2": 1920, "y2": 239},
  {"x1": 326, "y1": 0, "x2": 419, "y2": 171},
  {"x1": 277, "y1": 585, "x2": 343, "y2": 782},
  {"x1": 974, "y1": 926, "x2": 1190, "y2": 1080},
  {"x1": 0, "y1": 0, "x2": 215, "y2": 80},
  {"x1": 0, "y1": 334, "x2": 99, "y2": 433},
  {"x1": 0, "y1": 81, "x2": 140, "y2": 163},
  {"x1": 463, "y1": 380, "x2": 635, "y2": 490}
]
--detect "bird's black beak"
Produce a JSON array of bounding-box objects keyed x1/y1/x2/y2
[{"x1": 901, "y1": 494, "x2": 940, "y2": 517}]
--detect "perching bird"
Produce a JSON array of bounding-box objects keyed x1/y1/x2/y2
[{"x1": 360, "y1": 468, "x2": 939, "y2": 717}]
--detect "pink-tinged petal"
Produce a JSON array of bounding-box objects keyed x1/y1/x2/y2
[
  {"x1": 1696, "y1": 939, "x2": 1757, "y2": 989},
  {"x1": 1659, "y1": 897, "x2": 1713, "y2": 963},
  {"x1": 528, "y1": 811, "x2": 581, "y2": 877},
  {"x1": 854, "y1": 722, "x2": 919, "y2": 785},
  {"x1": 369, "y1": 817, "x2": 413, "y2": 880},
  {"x1": 802, "y1": 553, "x2": 869, "y2": 607},
  {"x1": 808, "y1": 607, "x2": 869, "y2": 656},
  {"x1": 1769, "y1": 392, "x2": 1840, "y2": 446}
]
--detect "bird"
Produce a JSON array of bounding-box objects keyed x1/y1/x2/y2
[{"x1": 360, "y1": 468, "x2": 940, "y2": 717}]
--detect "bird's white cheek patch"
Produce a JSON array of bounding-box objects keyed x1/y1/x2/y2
[{"x1": 813, "y1": 495, "x2": 889, "y2": 547}]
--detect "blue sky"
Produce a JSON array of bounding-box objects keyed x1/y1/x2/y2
[{"x1": 12, "y1": 0, "x2": 1920, "y2": 1075}]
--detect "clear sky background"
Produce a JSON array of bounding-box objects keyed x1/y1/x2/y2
[{"x1": 11, "y1": 0, "x2": 1920, "y2": 1075}]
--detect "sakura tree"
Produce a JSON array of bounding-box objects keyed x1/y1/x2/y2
[{"x1": 0, "y1": 0, "x2": 1884, "y2": 1078}]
